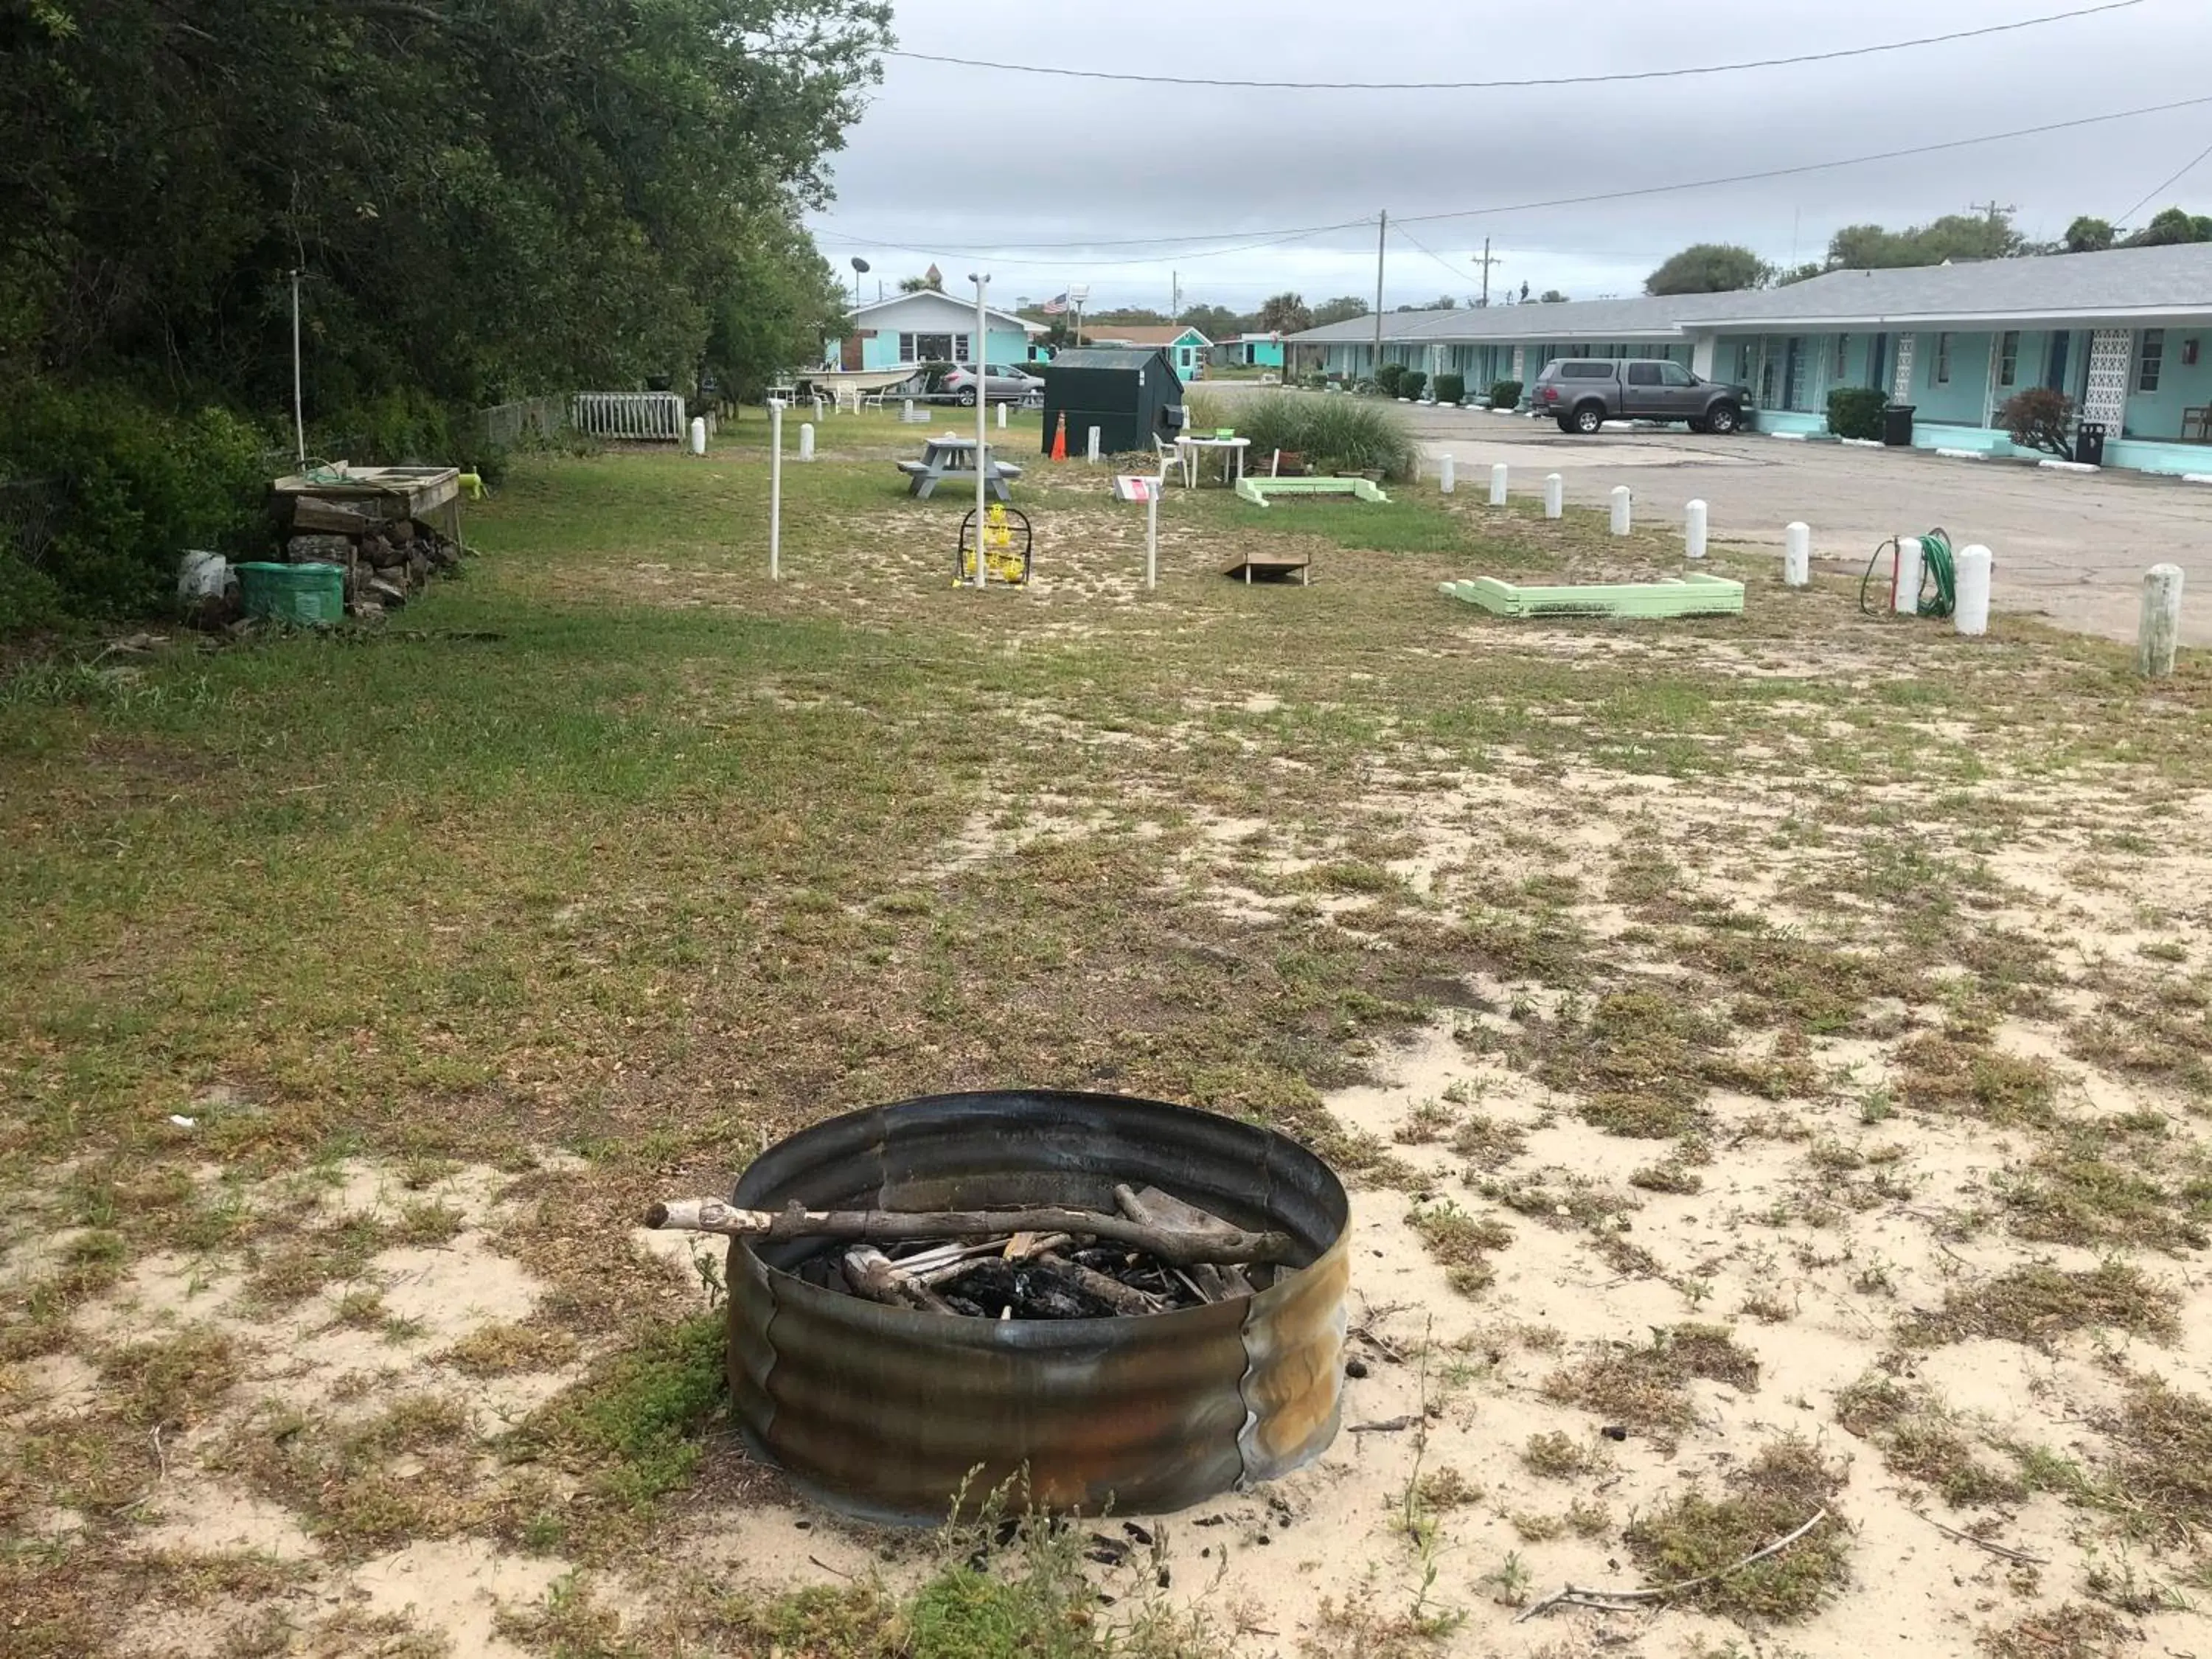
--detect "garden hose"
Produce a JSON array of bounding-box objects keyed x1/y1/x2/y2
[{"x1": 1859, "y1": 529, "x2": 1957, "y2": 619}]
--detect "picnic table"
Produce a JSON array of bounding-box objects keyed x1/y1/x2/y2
[
  {"x1": 1175, "y1": 434, "x2": 1251, "y2": 487},
  {"x1": 897, "y1": 434, "x2": 1025, "y2": 502}
]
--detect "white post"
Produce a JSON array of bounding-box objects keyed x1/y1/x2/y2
[
  {"x1": 1438, "y1": 453, "x2": 1455, "y2": 493},
  {"x1": 1783, "y1": 521, "x2": 1810, "y2": 585},
  {"x1": 798, "y1": 422, "x2": 815, "y2": 462},
  {"x1": 997, "y1": 400, "x2": 1007, "y2": 430},
  {"x1": 902, "y1": 398, "x2": 915, "y2": 422},
  {"x1": 768, "y1": 400, "x2": 784, "y2": 582},
  {"x1": 973, "y1": 274, "x2": 990, "y2": 590},
  {"x1": 1685, "y1": 500, "x2": 1708, "y2": 560},
  {"x1": 1489, "y1": 463, "x2": 1509, "y2": 507},
  {"x1": 1610, "y1": 485, "x2": 1632, "y2": 536},
  {"x1": 1893, "y1": 535, "x2": 1924, "y2": 616},
  {"x1": 2140, "y1": 563, "x2": 2184, "y2": 677},
  {"x1": 688, "y1": 416, "x2": 706, "y2": 456},
  {"x1": 1544, "y1": 473, "x2": 1564, "y2": 519},
  {"x1": 1087, "y1": 425, "x2": 1102, "y2": 463},
  {"x1": 1145, "y1": 493, "x2": 1158, "y2": 592},
  {"x1": 1955, "y1": 544, "x2": 1992, "y2": 636}
]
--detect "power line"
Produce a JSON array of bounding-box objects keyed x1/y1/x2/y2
[
  {"x1": 1391, "y1": 223, "x2": 1484, "y2": 294},
  {"x1": 2113, "y1": 133, "x2": 2212, "y2": 226},
  {"x1": 813, "y1": 212, "x2": 1375, "y2": 254},
  {"x1": 812, "y1": 220, "x2": 1373, "y2": 270},
  {"x1": 882, "y1": 1, "x2": 2142, "y2": 91},
  {"x1": 1393, "y1": 92, "x2": 2212, "y2": 226}
]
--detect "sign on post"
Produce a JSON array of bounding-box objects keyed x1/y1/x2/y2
[{"x1": 1114, "y1": 474, "x2": 1161, "y2": 591}]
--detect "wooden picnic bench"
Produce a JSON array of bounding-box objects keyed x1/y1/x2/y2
[{"x1": 900, "y1": 437, "x2": 1023, "y2": 502}]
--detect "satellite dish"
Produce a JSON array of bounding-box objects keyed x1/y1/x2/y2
[{"x1": 851, "y1": 257, "x2": 871, "y2": 274}]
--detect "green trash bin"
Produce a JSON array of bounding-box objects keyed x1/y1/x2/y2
[{"x1": 235, "y1": 561, "x2": 346, "y2": 625}]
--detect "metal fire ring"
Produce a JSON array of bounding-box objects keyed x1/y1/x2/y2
[{"x1": 725, "y1": 1089, "x2": 1349, "y2": 1524}]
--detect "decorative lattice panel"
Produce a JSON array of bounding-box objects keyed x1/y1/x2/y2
[
  {"x1": 1892, "y1": 333, "x2": 1916, "y2": 403},
  {"x1": 2081, "y1": 329, "x2": 2134, "y2": 428}
]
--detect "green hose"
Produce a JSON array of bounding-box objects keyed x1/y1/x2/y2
[{"x1": 1859, "y1": 529, "x2": 1957, "y2": 619}]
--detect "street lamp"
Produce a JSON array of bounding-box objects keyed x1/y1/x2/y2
[
  {"x1": 849, "y1": 257, "x2": 869, "y2": 315},
  {"x1": 1068, "y1": 282, "x2": 1090, "y2": 349}
]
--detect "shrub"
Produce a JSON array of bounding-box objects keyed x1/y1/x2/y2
[
  {"x1": 1374, "y1": 362, "x2": 1406, "y2": 397},
  {"x1": 0, "y1": 383, "x2": 271, "y2": 628},
  {"x1": 1183, "y1": 389, "x2": 1416, "y2": 479},
  {"x1": 1433, "y1": 372, "x2": 1466, "y2": 405},
  {"x1": 1999, "y1": 386, "x2": 2074, "y2": 457},
  {"x1": 1397, "y1": 369, "x2": 1427, "y2": 402},
  {"x1": 1489, "y1": 379, "x2": 1524, "y2": 409},
  {"x1": 1826, "y1": 386, "x2": 1888, "y2": 442}
]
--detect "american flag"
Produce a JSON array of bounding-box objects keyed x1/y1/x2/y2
[{"x1": 1040, "y1": 292, "x2": 1070, "y2": 315}]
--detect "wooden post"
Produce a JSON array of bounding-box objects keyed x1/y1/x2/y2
[
  {"x1": 1087, "y1": 425, "x2": 1102, "y2": 463},
  {"x1": 1784, "y1": 521, "x2": 1810, "y2": 586},
  {"x1": 1893, "y1": 536, "x2": 1924, "y2": 616},
  {"x1": 1544, "y1": 473, "x2": 1563, "y2": 519},
  {"x1": 902, "y1": 398, "x2": 915, "y2": 422},
  {"x1": 1145, "y1": 492, "x2": 1158, "y2": 591},
  {"x1": 2140, "y1": 563, "x2": 2183, "y2": 677},
  {"x1": 768, "y1": 400, "x2": 784, "y2": 581},
  {"x1": 798, "y1": 422, "x2": 815, "y2": 462},
  {"x1": 1489, "y1": 463, "x2": 1509, "y2": 506},
  {"x1": 1438, "y1": 453, "x2": 1455, "y2": 493},
  {"x1": 1610, "y1": 485, "x2": 1632, "y2": 536},
  {"x1": 1955, "y1": 543, "x2": 1992, "y2": 636},
  {"x1": 1685, "y1": 500, "x2": 1708, "y2": 560},
  {"x1": 997, "y1": 401, "x2": 1007, "y2": 430}
]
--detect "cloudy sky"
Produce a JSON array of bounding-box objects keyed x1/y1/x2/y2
[{"x1": 805, "y1": 0, "x2": 2212, "y2": 316}]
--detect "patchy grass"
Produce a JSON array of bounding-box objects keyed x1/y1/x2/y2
[
  {"x1": 1976, "y1": 1603, "x2": 2138, "y2": 1658},
  {"x1": 1521, "y1": 1430, "x2": 1603, "y2": 1479},
  {"x1": 1543, "y1": 1324, "x2": 1761, "y2": 1437},
  {"x1": 1901, "y1": 1261, "x2": 2181, "y2": 1349},
  {"x1": 1622, "y1": 1439, "x2": 1851, "y2": 1621},
  {"x1": 1894, "y1": 1031, "x2": 2059, "y2": 1127},
  {"x1": 1833, "y1": 1371, "x2": 2025, "y2": 1508},
  {"x1": 2108, "y1": 1377, "x2": 2212, "y2": 1537},
  {"x1": 1406, "y1": 1199, "x2": 1514, "y2": 1295}
]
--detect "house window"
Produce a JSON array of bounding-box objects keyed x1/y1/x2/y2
[
  {"x1": 2138, "y1": 329, "x2": 2165, "y2": 392},
  {"x1": 1835, "y1": 335, "x2": 1850, "y2": 378},
  {"x1": 1998, "y1": 331, "x2": 2020, "y2": 389},
  {"x1": 1933, "y1": 333, "x2": 1952, "y2": 385},
  {"x1": 897, "y1": 332, "x2": 966, "y2": 364}
]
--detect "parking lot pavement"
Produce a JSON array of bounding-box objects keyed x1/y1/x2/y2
[{"x1": 1399, "y1": 406, "x2": 2212, "y2": 645}]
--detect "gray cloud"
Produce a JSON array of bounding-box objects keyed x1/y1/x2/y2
[{"x1": 811, "y1": 0, "x2": 2205, "y2": 310}]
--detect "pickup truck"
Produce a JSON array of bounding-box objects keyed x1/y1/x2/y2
[{"x1": 1530, "y1": 358, "x2": 1750, "y2": 436}]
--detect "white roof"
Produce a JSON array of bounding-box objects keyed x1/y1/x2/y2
[{"x1": 849, "y1": 291, "x2": 1046, "y2": 334}]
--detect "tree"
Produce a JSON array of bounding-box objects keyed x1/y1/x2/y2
[
  {"x1": 1999, "y1": 386, "x2": 2074, "y2": 457},
  {"x1": 2064, "y1": 215, "x2": 2116, "y2": 253},
  {"x1": 1180, "y1": 302, "x2": 1248, "y2": 341},
  {"x1": 1310, "y1": 296, "x2": 1369, "y2": 327},
  {"x1": 1646, "y1": 245, "x2": 1772, "y2": 295},
  {"x1": 898, "y1": 271, "x2": 943, "y2": 293},
  {"x1": 1826, "y1": 211, "x2": 2021, "y2": 271},
  {"x1": 1537, "y1": 289, "x2": 1568, "y2": 304},
  {"x1": 2124, "y1": 206, "x2": 2212, "y2": 248},
  {"x1": 1257, "y1": 292, "x2": 1312, "y2": 334},
  {"x1": 1088, "y1": 307, "x2": 1169, "y2": 326}
]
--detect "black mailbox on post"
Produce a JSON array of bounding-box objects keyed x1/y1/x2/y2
[{"x1": 1039, "y1": 347, "x2": 1185, "y2": 456}]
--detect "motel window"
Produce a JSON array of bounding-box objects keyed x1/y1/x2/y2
[
  {"x1": 2139, "y1": 329, "x2": 2164, "y2": 393},
  {"x1": 1933, "y1": 333, "x2": 1952, "y2": 385},
  {"x1": 1835, "y1": 335, "x2": 1850, "y2": 378},
  {"x1": 1998, "y1": 331, "x2": 2020, "y2": 389}
]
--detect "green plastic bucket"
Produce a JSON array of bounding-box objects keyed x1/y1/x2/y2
[{"x1": 236, "y1": 561, "x2": 345, "y2": 625}]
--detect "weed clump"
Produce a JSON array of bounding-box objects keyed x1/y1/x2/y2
[
  {"x1": 1624, "y1": 1439, "x2": 1850, "y2": 1621},
  {"x1": 1901, "y1": 1262, "x2": 2180, "y2": 1349}
]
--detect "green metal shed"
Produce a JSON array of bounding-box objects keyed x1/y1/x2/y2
[{"x1": 1038, "y1": 347, "x2": 1185, "y2": 456}]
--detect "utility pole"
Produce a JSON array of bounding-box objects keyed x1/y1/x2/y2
[
  {"x1": 1968, "y1": 198, "x2": 2016, "y2": 227},
  {"x1": 1170, "y1": 270, "x2": 1180, "y2": 323},
  {"x1": 1472, "y1": 237, "x2": 1503, "y2": 307},
  {"x1": 1371, "y1": 210, "x2": 1387, "y2": 382}
]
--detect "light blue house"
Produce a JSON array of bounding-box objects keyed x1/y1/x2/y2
[
  {"x1": 1214, "y1": 333, "x2": 1285, "y2": 370},
  {"x1": 830, "y1": 289, "x2": 1045, "y2": 372},
  {"x1": 1286, "y1": 243, "x2": 2212, "y2": 475},
  {"x1": 1084, "y1": 324, "x2": 1212, "y2": 380}
]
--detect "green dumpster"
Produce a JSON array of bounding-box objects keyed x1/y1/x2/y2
[{"x1": 235, "y1": 562, "x2": 345, "y2": 625}]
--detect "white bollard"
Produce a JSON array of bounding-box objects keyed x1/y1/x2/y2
[
  {"x1": 1685, "y1": 500, "x2": 1708, "y2": 560},
  {"x1": 1784, "y1": 521, "x2": 1810, "y2": 586},
  {"x1": 1438, "y1": 453, "x2": 1455, "y2": 493},
  {"x1": 996, "y1": 401, "x2": 1007, "y2": 430},
  {"x1": 798, "y1": 422, "x2": 815, "y2": 462},
  {"x1": 1145, "y1": 493, "x2": 1159, "y2": 592},
  {"x1": 1893, "y1": 535, "x2": 1924, "y2": 616},
  {"x1": 1544, "y1": 473, "x2": 1564, "y2": 519},
  {"x1": 1489, "y1": 463, "x2": 1509, "y2": 507},
  {"x1": 1087, "y1": 425, "x2": 1102, "y2": 463},
  {"x1": 2140, "y1": 563, "x2": 2184, "y2": 677},
  {"x1": 768, "y1": 400, "x2": 784, "y2": 582},
  {"x1": 902, "y1": 398, "x2": 915, "y2": 422},
  {"x1": 1954, "y1": 544, "x2": 1992, "y2": 636},
  {"x1": 688, "y1": 416, "x2": 706, "y2": 456},
  {"x1": 1610, "y1": 485, "x2": 1632, "y2": 536}
]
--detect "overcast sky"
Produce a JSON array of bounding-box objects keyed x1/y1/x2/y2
[{"x1": 805, "y1": 0, "x2": 2211, "y2": 316}]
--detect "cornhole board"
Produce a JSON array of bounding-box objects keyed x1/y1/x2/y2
[
  {"x1": 1438, "y1": 572, "x2": 1745, "y2": 619},
  {"x1": 1234, "y1": 476, "x2": 1388, "y2": 507},
  {"x1": 1222, "y1": 551, "x2": 1310, "y2": 585}
]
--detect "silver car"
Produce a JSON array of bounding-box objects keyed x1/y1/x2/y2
[{"x1": 942, "y1": 363, "x2": 1043, "y2": 406}]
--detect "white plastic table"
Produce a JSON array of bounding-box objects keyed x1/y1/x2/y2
[{"x1": 1175, "y1": 435, "x2": 1251, "y2": 487}]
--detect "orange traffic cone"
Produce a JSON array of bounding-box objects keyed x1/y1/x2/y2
[{"x1": 1050, "y1": 411, "x2": 1067, "y2": 462}]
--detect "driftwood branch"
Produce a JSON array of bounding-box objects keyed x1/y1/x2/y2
[
  {"x1": 842, "y1": 1246, "x2": 956, "y2": 1315},
  {"x1": 1915, "y1": 1510, "x2": 2048, "y2": 1566},
  {"x1": 1514, "y1": 1508, "x2": 1831, "y2": 1624},
  {"x1": 644, "y1": 1197, "x2": 1298, "y2": 1267}
]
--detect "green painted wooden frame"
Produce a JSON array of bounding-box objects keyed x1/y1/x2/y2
[
  {"x1": 1437, "y1": 572, "x2": 1745, "y2": 619},
  {"x1": 1234, "y1": 476, "x2": 1390, "y2": 507}
]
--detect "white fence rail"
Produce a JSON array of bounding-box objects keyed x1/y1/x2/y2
[
  {"x1": 571, "y1": 392, "x2": 686, "y2": 442},
  {"x1": 479, "y1": 394, "x2": 570, "y2": 449}
]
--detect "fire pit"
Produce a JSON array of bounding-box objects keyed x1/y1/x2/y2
[{"x1": 649, "y1": 1089, "x2": 1349, "y2": 1523}]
